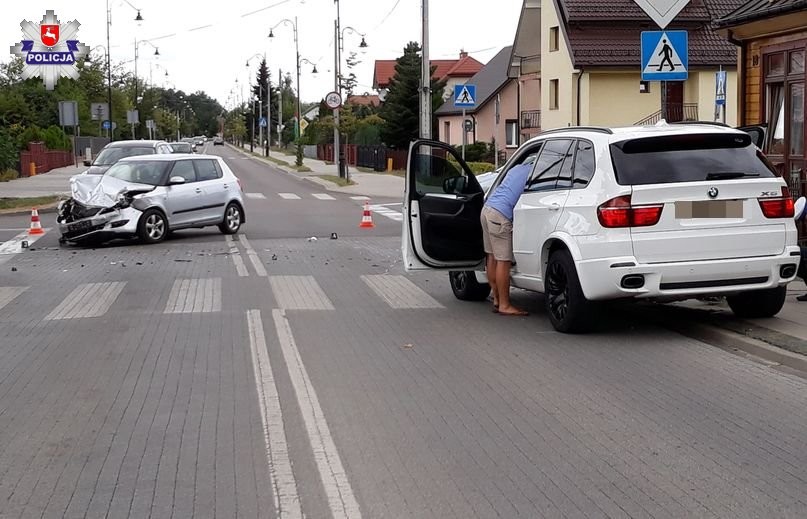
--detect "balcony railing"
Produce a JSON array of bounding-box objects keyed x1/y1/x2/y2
[
  {"x1": 521, "y1": 110, "x2": 541, "y2": 129},
  {"x1": 634, "y1": 103, "x2": 699, "y2": 126}
]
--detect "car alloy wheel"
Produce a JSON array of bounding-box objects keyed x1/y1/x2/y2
[
  {"x1": 226, "y1": 205, "x2": 241, "y2": 231},
  {"x1": 145, "y1": 213, "x2": 165, "y2": 241},
  {"x1": 546, "y1": 261, "x2": 569, "y2": 322}
]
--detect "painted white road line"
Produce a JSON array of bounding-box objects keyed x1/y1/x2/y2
[
  {"x1": 269, "y1": 276, "x2": 334, "y2": 310},
  {"x1": 272, "y1": 309, "x2": 361, "y2": 519},
  {"x1": 45, "y1": 282, "x2": 126, "y2": 320},
  {"x1": 349, "y1": 196, "x2": 370, "y2": 201},
  {"x1": 247, "y1": 310, "x2": 303, "y2": 519},
  {"x1": 238, "y1": 234, "x2": 268, "y2": 277},
  {"x1": 226, "y1": 235, "x2": 249, "y2": 277},
  {"x1": 0, "y1": 229, "x2": 49, "y2": 255},
  {"x1": 164, "y1": 278, "x2": 222, "y2": 314},
  {"x1": 0, "y1": 287, "x2": 27, "y2": 312},
  {"x1": 278, "y1": 193, "x2": 302, "y2": 200},
  {"x1": 312, "y1": 193, "x2": 336, "y2": 200},
  {"x1": 372, "y1": 202, "x2": 403, "y2": 207},
  {"x1": 361, "y1": 275, "x2": 444, "y2": 309},
  {"x1": 246, "y1": 193, "x2": 267, "y2": 199},
  {"x1": 369, "y1": 205, "x2": 403, "y2": 222}
]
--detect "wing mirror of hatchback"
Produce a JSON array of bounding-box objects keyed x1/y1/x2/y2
[
  {"x1": 443, "y1": 175, "x2": 468, "y2": 194},
  {"x1": 169, "y1": 176, "x2": 186, "y2": 185},
  {"x1": 83, "y1": 159, "x2": 92, "y2": 166}
]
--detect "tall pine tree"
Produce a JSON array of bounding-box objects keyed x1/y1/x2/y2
[
  {"x1": 379, "y1": 41, "x2": 445, "y2": 149},
  {"x1": 251, "y1": 59, "x2": 279, "y2": 146}
]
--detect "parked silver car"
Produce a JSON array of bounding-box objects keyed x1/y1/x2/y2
[{"x1": 57, "y1": 155, "x2": 245, "y2": 245}]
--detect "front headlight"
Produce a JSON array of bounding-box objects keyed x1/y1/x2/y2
[{"x1": 115, "y1": 193, "x2": 131, "y2": 209}]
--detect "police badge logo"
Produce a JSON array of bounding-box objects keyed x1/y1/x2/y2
[{"x1": 10, "y1": 10, "x2": 88, "y2": 90}]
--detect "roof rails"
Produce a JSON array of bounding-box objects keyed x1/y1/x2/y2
[
  {"x1": 669, "y1": 121, "x2": 731, "y2": 128},
  {"x1": 538, "y1": 126, "x2": 614, "y2": 136}
]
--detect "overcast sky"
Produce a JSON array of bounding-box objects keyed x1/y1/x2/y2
[{"x1": 3, "y1": 0, "x2": 523, "y2": 108}]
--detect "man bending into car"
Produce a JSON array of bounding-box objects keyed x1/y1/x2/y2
[{"x1": 480, "y1": 162, "x2": 532, "y2": 316}]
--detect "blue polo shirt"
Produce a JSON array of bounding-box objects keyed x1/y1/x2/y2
[{"x1": 484, "y1": 163, "x2": 532, "y2": 221}]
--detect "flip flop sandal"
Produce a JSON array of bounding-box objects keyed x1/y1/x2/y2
[
  {"x1": 492, "y1": 305, "x2": 499, "y2": 313},
  {"x1": 499, "y1": 310, "x2": 529, "y2": 317}
]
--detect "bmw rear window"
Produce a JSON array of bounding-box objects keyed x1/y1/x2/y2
[{"x1": 610, "y1": 133, "x2": 777, "y2": 185}]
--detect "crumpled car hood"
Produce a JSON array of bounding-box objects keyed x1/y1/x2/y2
[{"x1": 69, "y1": 174, "x2": 155, "y2": 207}]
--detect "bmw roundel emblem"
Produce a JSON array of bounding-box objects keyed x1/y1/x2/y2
[{"x1": 707, "y1": 187, "x2": 719, "y2": 198}]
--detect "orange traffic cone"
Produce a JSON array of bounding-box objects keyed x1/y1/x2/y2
[
  {"x1": 359, "y1": 201, "x2": 375, "y2": 229},
  {"x1": 28, "y1": 208, "x2": 44, "y2": 235}
]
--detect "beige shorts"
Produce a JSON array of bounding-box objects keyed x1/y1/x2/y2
[{"x1": 480, "y1": 206, "x2": 514, "y2": 262}]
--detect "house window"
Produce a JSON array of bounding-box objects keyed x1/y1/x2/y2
[
  {"x1": 549, "y1": 27, "x2": 559, "y2": 52},
  {"x1": 549, "y1": 79, "x2": 559, "y2": 110},
  {"x1": 505, "y1": 120, "x2": 518, "y2": 148},
  {"x1": 639, "y1": 81, "x2": 651, "y2": 94},
  {"x1": 444, "y1": 121, "x2": 451, "y2": 145}
]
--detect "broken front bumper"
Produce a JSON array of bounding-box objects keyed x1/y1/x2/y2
[{"x1": 57, "y1": 199, "x2": 142, "y2": 242}]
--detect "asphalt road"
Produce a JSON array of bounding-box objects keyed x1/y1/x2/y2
[{"x1": 0, "y1": 144, "x2": 806, "y2": 518}]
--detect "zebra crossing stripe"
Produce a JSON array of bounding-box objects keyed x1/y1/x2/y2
[
  {"x1": 278, "y1": 193, "x2": 301, "y2": 200},
  {"x1": 164, "y1": 278, "x2": 222, "y2": 314},
  {"x1": 246, "y1": 193, "x2": 267, "y2": 199},
  {"x1": 312, "y1": 193, "x2": 336, "y2": 200},
  {"x1": 0, "y1": 287, "x2": 27, "y2": 312},
  {"x1": 269, "y1": 276, "x2": 334, "y2": 310},
  {"x1": 45, "y1": 282, "x2": 126, "y2": 320},
  {"x1": 369, "y1": 205, "x2": 403, "y2": 221},
  {"x1": 361, "y1": 275, "x2": 443, "y2": 309}
]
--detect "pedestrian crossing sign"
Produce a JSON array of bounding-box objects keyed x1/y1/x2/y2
[
  {"x1": 453, "y1": 84, "x2": 476, "y2": 108},
  {"x1": 641, "y1": 30, "x2": 688, "y2": 81}
]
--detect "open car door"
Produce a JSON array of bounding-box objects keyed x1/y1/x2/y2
[
  {"x1": 737, "y1": 125, "x2": 767, "y2": 152},
  {"x1": 403, "y1": 140, "x2": 486, "y2": 271}
]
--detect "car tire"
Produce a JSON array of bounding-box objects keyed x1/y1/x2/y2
[
  {"x1": 219, "y1": 202, "x2": 242, "y2": 235},
  {"x1": 545, "y1": 249, "x2": 593, "y2": 333},
  {"x1": 449, "y1": 271, "x2": 491, "y2": 301},
  {"x1": 137, "y1": 208, "x2": 168, "y2": 244},
  {"x1": 726, "y1": 286, "x2": 786, "y2": 318}
]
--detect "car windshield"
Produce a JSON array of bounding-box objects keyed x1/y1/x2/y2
[
  {"x1": 94, "y1": 147, "x2": 155, "y2": 166},
  {"x1": 610, "y1": 133, "x2": 777, "y2": 185},
  {"x1": 104, "y1": 161, "x2": 170, "y2": 186}
]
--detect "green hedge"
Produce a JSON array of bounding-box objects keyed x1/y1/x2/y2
[{"x1": 448, "y1": 157, "x2": 495, "y2": 174}]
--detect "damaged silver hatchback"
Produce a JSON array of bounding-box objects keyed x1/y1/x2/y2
[{"x1": 57, "y1": 155, "x2": 246, "y2": 245}]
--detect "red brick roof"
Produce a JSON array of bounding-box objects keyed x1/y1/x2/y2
[
  {"x1": 373, "y1": 55, "x2": 483, "y2": 89},
  {"x1": 558, "y1": 0, "x2": 747, "y2": 67},
  {"x1": 347, "y1": 94, "x2": 380, "y2": 106},
  {"x1": 567, "y1": 24, "x2": 738, "y2": 66}
]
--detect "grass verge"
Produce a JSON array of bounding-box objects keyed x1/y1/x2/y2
[
  {"x1": 295, "y1": 165, "x2": 312, "y2": 172},
  {"x1": 318, "y1": 175, "x2": 356, "y2": 187},
  {"x1": 0, "y1": 195, "x2": 61, "y2": 211}
]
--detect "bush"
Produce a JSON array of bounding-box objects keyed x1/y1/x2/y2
[
  {"x1": 15, "y1": 124, "x2": 43, "y2": 150},
  {"x1": 453, "y1": 141, "x2": 494, "y2": 163},
  {"x1": 0, "y1": 169, "x2": 19, "y2": 182},
  {"x1": 0, "y1": 128, "x2": 18, "y2": 171},
  {"x1": 448, "y1": 156, "x2": 495, "y2": 174},
  {"x1": 42, "y1": 125, "x2": 71, "y2": 151}
]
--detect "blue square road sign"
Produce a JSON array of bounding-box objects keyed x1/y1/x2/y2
[{"x1": 641, "y1": 31, "x2": 688, "y2": 81}]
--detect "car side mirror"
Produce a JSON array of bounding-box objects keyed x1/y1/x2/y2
[
  {"x1": 169, "y1": 176, "x2": 186, "y2": 185},
  {"x1": 443, "y1": 175, "x2": 467, "y2": 194},
  {"x1": 83, "y1": 159, "x2": 92, "y2": 167}
]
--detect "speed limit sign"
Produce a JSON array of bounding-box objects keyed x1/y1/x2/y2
[{"x1": 325, "y1": 91, "x2": 343, "y2": 109}]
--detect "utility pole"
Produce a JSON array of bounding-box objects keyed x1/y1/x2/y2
[
  {"x1": 419, "y1": 0, "x2": 431, "y2": 139},
  {"x1": 278, "y1": 68, "x2": 283, "y2": 147},
  {"x1": 333, "y1": 18, "x2": 342, "y2": 178}
]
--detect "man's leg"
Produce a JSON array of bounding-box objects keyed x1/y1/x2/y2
[
  {"x1": 486, "y1": 253, "x2": 498, "y2": 307},
  {"x1": 495, "y1": 260, "x2": 527, "y2": 315}
]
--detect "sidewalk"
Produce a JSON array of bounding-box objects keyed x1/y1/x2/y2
[
  {"x1": 235, "y1": 143, "x2": 404, "y2": 199},
  {"x1": 1, "y1": 164, "x2": 84, "y2": 199}
]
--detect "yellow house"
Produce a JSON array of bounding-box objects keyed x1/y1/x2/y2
[{"x1": 527, "y1": 0, "x2": 748, "y2": 131}]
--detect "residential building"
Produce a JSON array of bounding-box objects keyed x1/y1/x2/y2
[
  {"x1": 435, "y1": 47, "x2": 519, "y2": 162},
  {"x1": 511, "y1": 0, "x2": 746, "y2": 138},
  {"x1": 509, "y1": 0, "x2": 542, "y2": 143},
  {"x1": 346, "y1": 93, "x2": 381, "y2": 108},
  {"x1": 373, "y1": 51, "x2": 483, "y2": 101},
  {"x1": 714, "y1": 0, "x2": 806, "y2": 196}
]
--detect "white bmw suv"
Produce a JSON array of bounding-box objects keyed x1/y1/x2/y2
[{"x1": 402, "y1": 123, "x2": 799, "y2": 333}]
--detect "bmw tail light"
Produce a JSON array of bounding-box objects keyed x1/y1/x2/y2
[
  {"x1": 758, "y1": 186, "x2": 794, "y2": 218},
  {"x1": 597, "y1": 195, "x2": 663, "y2": 228}
]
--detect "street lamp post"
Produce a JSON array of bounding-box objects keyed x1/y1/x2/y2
[
  {"x1": 105, "y1": 0, "x2": 144, "y2": 141},
  {"x1": 334, "y1": 18, "x2": 368, "y2": 180},
  {"x1": 269, "y1": 17, "x2": 313, "y2": 142},
  {"x1": 133, "y1": 38, "x2": 159, "y2": 139}
]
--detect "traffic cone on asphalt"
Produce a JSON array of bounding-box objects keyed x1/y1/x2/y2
[
  {"x1": 359, "y1": 201, "x2": 375, "y2": 229},
  {"x1": 28, "y1": 208, "x2": 44, "y2": 235}
]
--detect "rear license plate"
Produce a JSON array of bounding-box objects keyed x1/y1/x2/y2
[
  {"x1": 67, "y1": 220, "x2": 93, "y2": 233},
  {"x1": 675, "y1": 200, "x2": 743, "y2": 219}
]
